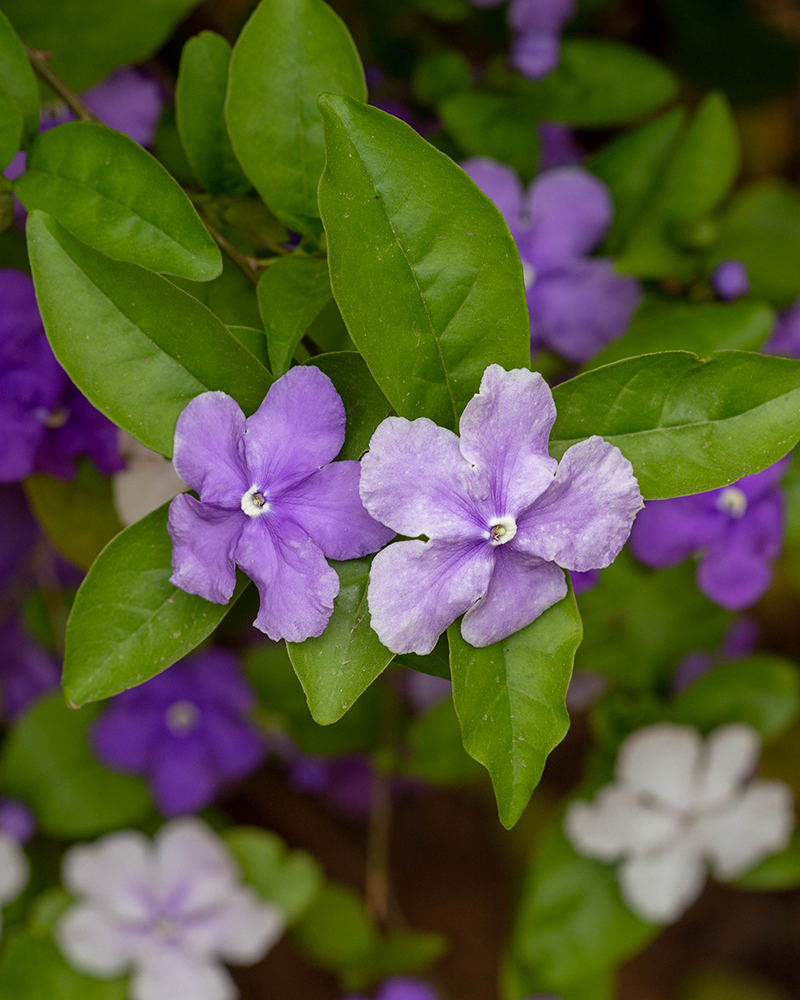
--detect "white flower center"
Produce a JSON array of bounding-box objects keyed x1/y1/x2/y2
[
  {"x1": 488, "y1": 516, "x2": 517, "y2": 546},
  {"x1": 241, "y1": 486, "x2": 270, "y2": 518},
  {"x1": 716, "y1": 486, "x2": 748, "y2": 519},
  {"x1": 522, "y1": 260, "x2": 537, "y2": 290},
  {"x1": 153, "y1": 916, "x2": 179, "y2": 941},
  {"x1": 165, "y1": 700, "x2": 201, "y2": 736}
]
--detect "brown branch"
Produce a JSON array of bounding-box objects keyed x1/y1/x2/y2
[
  {"x1": 24, "y1": 46, "x2": 100, "y2": 123},
  {"x1": 200, "y1": 216, "x2": 264, "y2": 286}
]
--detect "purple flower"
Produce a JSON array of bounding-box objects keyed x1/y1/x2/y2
[
  {"x1": 91, "y1": 650, "x2": 265, "y2": 816},
  {"x1": 569, "y1": 568, "x2": 599, "y2": 595},
  {"x1": 288, "y1": 754, "x2": 375, "y2": 818},
  {"x1": 461, "y1": 161, "x2": 641, "y2": 363},
  {"x1": 509, "y1": 0, "x2": 576, "y2": 79},
  {"x1": 764, "y1": 296, "x2": 800, "y2": 358},
  {"x1": 672, "y1": 615, "x2": 759, "y2": 692},
  {"x1": 711, "y1": 260, "x2": 750, "y2": 301},
  {"x1": 405, "y1": 672, "x2": 452, "y2": 714},
  {"x1": 167, "y1": 366, "x2": 394, "y2": 641},
  {"x1": 359, "y1": 365, "x2": 643, "y2": 654},
  {"x1": 0, "y1": 485, "x2": 38, "y2": 593},
  {"x1": 0, "y1": 798, "x2": 35, "y2": 844},
  {"x1": 0, "y1": 269, "x2": 123, "y2": 482},
  {"x1": 538, "y1": 123, "x2": 582, "y2": 171},
  {"x1": 344, "y1": 978, "x2": 440, "y2": 1000},
  {"x1": 0, "y1": 617, "x2": 60, "y2": 720},
  {"x1": 630, "y1": 460, "x2": 788, "y2": 611}
]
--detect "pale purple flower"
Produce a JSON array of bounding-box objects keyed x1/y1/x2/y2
[
  {"x1": 0, "y1": 798, "x2": 35, "y2": 844},
  {"x1": 538, "y1": 123, "x2": 582, "y2": 171},
  {"x1": 0, "y1": 269, "x2": 122, "y2": 482},
  {"x1": 672, "y1": 616, "x2": 759, "y2": 693},
  {"x1": 764, "y1": 295, "x2": 800, "y2": 357},
  {"x1": 360, "y1": 365, "x2": 643, "y2": 654},
  {"x1": 91, "y1": 650, "x2": 265, "y2": 816},
  {"x1": 509, "y1": 0, "x2": 575, "y2": 79},
  {"x1": 630, "y1": 460, "x2": 788, "y2": 611},
  {"x1": 168, "y1": 366, "x2": 394, "y2": 641},
  {"x1": 56, "y1": 818, "x2": 283, "y2": 1000},
  {"x1": 344, "y1": 978, "x2": 440, "y2": 1000},
  {"x1": 711, "y1": 260, "x2": 750, "y2": 301},
  {"x1": 0, "y1": 617, "x2": 60, "y2": 720},
  {"x1": 461, "y1": 161, "x2": 642, "y2": 363}
]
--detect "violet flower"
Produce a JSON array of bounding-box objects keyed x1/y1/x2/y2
[
  {"x1": 0, "y1": 798, "x2": 35, "y2": 844},
  {"x1": 711, "y1": 260, "x2": 750, "y2": 301},
  {"x1": 538, "y1": 123, "x2": 582, "y2": 171},
  {"x1": 344, "y1": 978, "x2": 440, "y2": 1000},
  {"x1": 360, "y1": 365, "x2": 643, "y2": 654},
  {"x1": 508, "y1": 0, "x2": 576, "y2": 79},
  {"x1": 0, "y1": 269, "x2": 123, "y2": 483},
  {"x1": 764, "y1": 295, "x2": 800, "y2": 357},
  {"x1": 287, "y1": 754, "x2": 375, "y2": 818},
  {"x1": 461, "y1": 161, "x2": 641, "y2": 363},
  {"x1": 0, "y1": 617, "x2": 60, "y2": 720},
  {"x1": 56, "y1": 818, "x2": 283, "y2": 1000},
  {"x1": 630, "y1": 460, "x2": 788, "y2": 611},
  {"x1": 0, "y1": 484, "x2": 38, "y2": 593},
  {"x1": 168, "y1": 366, "x2": 394, "y2": 641},
  {"x1": 672, "y1": 616, "x2": 759, "y2": 693},
  {"x1": 92, "y1": 650, "x2": 265, "y2": 816}
]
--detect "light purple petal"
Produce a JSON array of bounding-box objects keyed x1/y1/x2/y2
[
  {"x1": 629, "y1": 496, "x2": 721, "y2": 568},
  {"x1": 154, "y1": 818, "x2": 238, "y2": 913},
  {"x1": 234, "y1": 517, "x2": 339, "y2": 641},
  {"x1": 460, "y1": 158, "x2": 524, "y2": 233},
  {"x1": 56, "y1": 903, "x2": 136, "y2": 976},
  {"x1": 168, "y1": 495, "x2": 241, "y2": 604},
  {"x1": 712, "y1": 259, "x2": 750, "y2": 301},
  {"x1": 367, "y1": 538, "x2": 495, "y2": 655},
  {"x1": 183, "y1": 887, "x2": 283, "y2": 964},
  {"x1": 696, "y1": 545, "x2": 773, "y2": 611},
  {"x1": 515, "y1": 437, "x2": 643, "y2": 572},
  {"x1": 510, "y1": 31, "x2": 561, "y2": 80},
  {"x1": 132, "y1": 950, "x2": 236, "y2": 1000},
  {"x1": 280, "y1": 461, "x2": 395, "y2": 560},
  {"x1": 173, "y1": 392, "x2": 248, "y2": 506},
  {"x1": 618, "y1": 839, "x2": 706, "y2": 924},
  {"x1": 765, "y1": 297, "x2": 800, "y2": 358},
  {"x1": 62, "y1": 831, "x2": 153, "y2": 920},
  {"x1": 461, "y1": 549, "x2": 566, "y2": 646},
  {"x1": 508, "y1": 0, "x2": 575, "y2": 33},
  {"x1": 378, "y1": 979, "x2": 441, "y2": 1000}
]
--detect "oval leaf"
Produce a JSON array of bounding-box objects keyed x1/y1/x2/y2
[
  {"x1": 258, "y1": 254, "x2": 332, "y2": 376},
  {"x1": 0, "y1": 10, "x2": 38, "y2": 141},
  {"x1": 0, "y1": 79, "x2": 22, "y2": 171}
]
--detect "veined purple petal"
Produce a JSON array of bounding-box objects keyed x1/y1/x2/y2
[
  {"x1": 508, "y1": 0, "x2": 575, "y2": 33},
  {"x1": 460, "y1": 158, "x2": 525, "y2": 234},
  {"x1": 168, "y1": 494, "x2": 241, "y2": 604},
  {"x1": 172, "y1": 392, "x2": 248, "y2": 507},
  {"x1": 367, "y1": 538, "x2": 495, "y2": 655},
  {"x1": 461, "y1": 549, "x2": 566, "y2": 647},
  {"x1": 510, "y1": 31, "x2": 561, "y2": 80},
  {"x1": 516, "y1": 437, "x2": 642, "y2": 571}
]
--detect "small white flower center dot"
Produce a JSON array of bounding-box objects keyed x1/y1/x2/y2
[
  {"x1": 522, "y1": 260, "x2": 537, "y2": 290},
  {"x1": 154, "y1": 917, "x2": 179, "y2": 940},
  {"x1": 165, "y1": 700, "x2": 201, "y2": 736},
  {"x1": 488, "y1": 516, "x2": 517, "y2": 546},
  {"x1": 716, "y1": 486, "x2": 748, "y2": 519},
  {"x1": 241, "y1": 486, "x2": 270, "y2": 518}
]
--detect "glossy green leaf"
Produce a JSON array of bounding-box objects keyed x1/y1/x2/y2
[
  {"x1": 62, "y1": 504, "x2": 249, "y2": 706},
  {"x1": 439, "y1": 91, "x2": 540, "y2": 182},
  {"x1": 226, "y1": 0, "x2": 366, "y2": 234},
  {"x1": 0, "y1": 79, "x2": 22, "y2": 171},
  {"x1": 288, "y1": 558, "x2": 395, "y2": 725},
  {"x1": 16, "y1": 122, "x2": 221, "y2": 280},
  {"x1": 0, "y1": 930, "x2": 127, "y2": 1000},
  {"x1": 0, "y1": 10, "x2": 38, "y2": 141},
  {"x1": 551, "y1": 351, "x2": 800, "y2": 499},
  {"x1": 319, "y1": 95, "x2": 530, "y2": 431},
  {"x1": 0, "y1": 693, "x2": 152, "y2": 836},
  {"x1": 306, "y1": 298, "x2": 354, "y2": 354},
  {"x1": 176, "y1": 32, "x2": 250, "y2": 196},
  {"x1": 228, "y1": 325, "x2": 270, "y2": 369},
  {"x1": 24, "y1": 459, "x2": 122, "y2": 571},
  {"x1": 27, "y1": 211, "x2": 271, "y2": 458},
  {"x1": 258, "y1": 255, "x2": 331, "y2": 376},
  {"x1": 172, "y1": 255, "x2": 263, "y2": 329},
  {"x1": 735, "y1": 831, "x2": 800, "y2": 891},
  {"x1": 449, "y1": 588, "x2": 583, "y2": 829}
]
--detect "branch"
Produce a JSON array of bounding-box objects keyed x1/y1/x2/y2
[
  {"x1": 24, "y1": 46, "x2": 100, "y2": 123},
  {"x1": 199, "y1": 216, "x2": 264, "y2": 286}
]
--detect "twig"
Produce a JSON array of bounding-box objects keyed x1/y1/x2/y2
[
  {"x1": 365, "y1": 767, "x2": 393, "y2": 928},
  {"x1": 24, "y1": 46, "x2": 100, "y2": 123},
  {"x1": 199, "y1": 216, "x2": 265, "y2": 286}
]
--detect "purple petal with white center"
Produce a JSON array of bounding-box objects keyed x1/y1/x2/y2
[
  {"x1": 696, "y1": 723, "x2": 759, "y2": 810},
  {"x1": 367, "y1": 538, "x2": 495, "y2": 655},
  {"x1": 629, "y1": 496, "x2": 721, "y2": 568},
  {"x1": 510, "y1": 31, "x2": 561, "y2": 80},
  {"x1": 460, "y1": 158, "x2": 524, "y2": 234},
  {"x1": 234, "y1": 517, "x2": 339, "y2": 641},
  {"x1": 62, "y1": 831, "x2": 153, "y2": 921},
  {"x1": 281, "y1": 460, "x2": 395, "y2": 560},
  {"x1": 172, "y1": 392, "x2": 248, "y2": 507},
  {"x1": 508, "y1": 0, "x2": 575, "y2": 33},
  {"x1": 565, "y1": 786, "x2": 680, "y2": 860},
  {"x1": 515, "y1": 437, "x2": 642, "y2": 572},
  {"x1": 168, "y1": 495, "x2": 241, "y2": 604},
  {"x1": 616, "y1": 723, "x2": 701, "y2": 813},
  {"x1": 183, "y1": 886, "x2": 283, "y2": 964},
  {"x1": 460, "y1": 549, "x2": 566, "y2": 647},
  {"x1": 618, "y1": 839, "x2": 706, "y2": 924},
  {"x1": 56, "y1": 903, "x2": 136, "y2": 976},
  {"x1": 360, "y1": 416, "x2": 486, "y2": 540},
  {"x1": 154, "y1": 818, "x2": 238, "y2": 914},
  {"x1": 458, "y1": 366, "x2": 557, "y2": 514},
  {"x1": 132, "y1": 950, "x2": 236, "y2": 1000},
  {"x1": 150, "y1": 737, "x2": 216, "y2": 815}
]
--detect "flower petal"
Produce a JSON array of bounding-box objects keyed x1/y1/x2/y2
[
  {"x1": 508, "y1": 0, "x2": 575, "y2": 33},
  {"x1": 367, "y1": 538, "x2": 495, "y2": 655},
  {"x1": 150, "y1": 738, "x2": 217, "y2": 816},
  {"x1": 172, "y1": 392, "x2": 248, "y2": 506},
  {"x1": 56, "y1": 903, "x2": 135, "y2": 976},
  {"x1": 235, "y1": 517, "x2": 339, "y2": 642},
  {"x1": 460, "y1": 158, "x2": 524, "y2": 234},
  {"x1": 168, "y1": 495, "x2": 241, "y2": 605},
  {"x1": 204, "y1": 711, "x2": 266, "y2": 782},
  {"x1": 154, "y1": 818, "x2": 238, "y2": 914},
  {"x1": 183, "y1": 887, "x2": 284, "y2": 964},
  {"x1": 281, "y1": 461, "x2": 395, "y2": 560},
  {"x1": 510, "y1": 31, "x2": 561, "y2": 80},
  {"x1": 460, "y1": 549, "x2": 566, "y2": 647},
  {"x1": 0, "y1": 833, "x2": 28, "y2": 903},
  {"x1": 62, "y1": 831, "x2": 153, "y2": 921},
  {"x1": 565, "y1": 786, "x2": 681, "y2": 860},
  {"x1": 697, "y1": 544, "x2": 773, "y2": 611},
  {"x1": 132, "y1": 950, "x2": 235, "y2": 1000},
  {"x1": 616, "y1": 723, "x2": 701, "y2": 812},
  {"x1": 695, "y1": 723, "x2": 760, "y2": 810},
  {"x1": 516, "y1": 436, "x2": 642, "y2": 571},
  {"x1": 91, "y1": 701, "x2": 161, "y2": 773},
  {"x1": 618, "y1": 839, "x2": 706, "y2": 924},
  {"x1": 629, "y1": 495, "x2": 721, "y2": 568},
  {"x1": 457, "y1": 366, "x2": 557, "y2": 515}
]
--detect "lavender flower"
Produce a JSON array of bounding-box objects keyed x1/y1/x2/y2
[
  {"x1": 0, "y1": 269, "x2": 122, "y2": 482},
  {"x1": 168, "y1": 366, "x2": 394, "y2": 641},
  {"x1": 92, "y1": 650, "x2": 265, "y2": 816},
  {"x1": 56, "y1": 818, "x2": 283, "y2": 1000},
  {"x1": 0, "y1": 617, "x2": 60, "y2": 720},
  {"x1": 630, "y1": 460, "x2": 787, "y2": 611},
  {"x1": 360, "y1": 365, "x2": 643, "y2": 654},
  {"x1": 344, "y1": 978, "x2": 440, "y2": 1000},
  {"x1": 461, "y1": 161, "x2": 641, "y2": 363},
  {"x1": 508, "y1": 0, "x2": 575, "y2": 79},
  {"x1": 711, "y1": 260, "x2": 750, "y2": 301},
  {"x1": 764, "y1": 295, "x2": 800, "y2": 357}
]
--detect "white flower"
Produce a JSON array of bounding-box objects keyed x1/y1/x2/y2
[
  {"x1": 564, "y1": 722, "x2": 795, "y2": 924},
  {"x1": 113, "y1": 432, "x2": 185, "y2": 527},
  {"x1": 56, "y1": 818, "x2": 284, "y2": 1000},
  {"x1": 0, "y1": 831, "x2": 30, "y2": 939}
]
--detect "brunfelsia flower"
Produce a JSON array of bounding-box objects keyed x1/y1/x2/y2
[
  {"x1": 565, "y1": 722, "x2": 794, "y2": 924},
  {"x1": 711, "y1": 259, "x2": 750, "y2": 301},
  {"x1": 91, "y1": 650, "x2": 265, "y2": 816},
  {"x1": 168, "y1": 366, "x2": 394, "y2": 641},
  {"x1": 461, "y1": 161, "x2": 641, "y2": 364},
  {"x1": 360, "y1": 365, "x2": 643, "y2": 654},
  {"x1": 0, "y1": 269, "x2": 123, "y2": 483},
  {"x1": 467, "y1": 0, "x2": 574, "y2": 79},
  {"x1": 629, "y1": 459, "x2": 788, "y2": 611},
  {"x1": 0, "y1": 617, "x2": 60, "y2": 720},
  {"x1": 56, "y1": 817, "x2": 283, "y2": 1000}
]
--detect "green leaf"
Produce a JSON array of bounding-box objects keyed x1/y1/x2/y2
[
  {"x1": 176, "y1": 32, "x2": 250, "y2": 196},
  {"x1": 735, "y1": 831, "x2": 800, "y2": 891},
  {"x1": 223, "y1": 827, "x2": 323, "y2": 924},
  {"x1": 0, "y1": 930, "x2": 127, "y2": 1000},
  {"x1": 395, "y1": 633, "x2": 451, "y2": 680},
  {"x1": 550, "y1": 350, "x2": 800, "y2": 499},
  {"x1": 348, "y1": 931, "x2": 447, "y2": 991},
  {"x1": 227, "y1": 324, "x2": 270, "y2": 369},
  {"x1": 15, "y1": 122, "x2": 221, "y2": 281},
  {"x1": 414, "y1": 51, "x2": 472, "y2": 105},
  {"x1": 226, "y1": 0, "x2": 366, "y2": 234},
  {"x1": 405, "y1": 697, "x2": 485, "y2": 786},
  {"x1": 319, "y1": 95, "x2": 530, "y2": 431},
  {"x1": 27, "y1": 211, "x2": 271, "y2": 458},
  {"x1": 258, "y1": 255, "x2": 332, "y2": 376},
  {"x1": 0, "y1": 693, "x2": 152, "y2": 836},
  {"x1": 62, "y1": 505, "x2": 249, "y2": 706},
  {"x1": 587, "y1": 299, "x2": 775, "y2": 370},
  {"x1": 24, "y1": 459, "x2": 123, "y2": 571},
  {"x1": 449, "y1": 588, "x2": 583, "y2": 829},
  {"x1": 292, "y1": 882, "x2": 377, "y2": 971},
  {"x1": 0, "y1": 79, "x2": 22, "y2": 171},
  {"x1": 669, "y1": 655, "x2": 800, "y2": 741},
  {"x1": 287, "y1": 558, "x2": 394, "y2": 725},
  {"x1": 439, "y1": 91, "x2": 540, "y2": 182},
  {"x1": 172, "y1": 255, "x2": 262, "y2": 329},
  {"x1": 0, "y1": 10, "x2": 38, "y2": 141}
]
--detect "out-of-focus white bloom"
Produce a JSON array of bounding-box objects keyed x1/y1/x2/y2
[
  {"x1": 56, "y1": 817, "x2": 284, "y2": 1000},
  {"x1": 0, "y1": 831, "x2": 30, "y2": 939},
  {"x1": 564, "y1": 722, "x2": 795, "y2": 923},
  {"x1": 113, "y1": 432, "x2": 185, "y2": 527}
]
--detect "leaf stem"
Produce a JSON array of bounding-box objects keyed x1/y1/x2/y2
[
  {"x1": 24, "y1": 46, "x2": 100, "y2": 123},
  {"x1": 199, "y1": 215, "x2": 264, "y2": 287}
]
